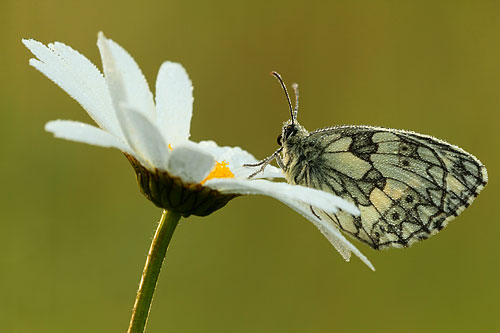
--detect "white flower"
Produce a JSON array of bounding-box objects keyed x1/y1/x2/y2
[{"x1": 23, "y1": 32, "x2": 374, "y2": 270}]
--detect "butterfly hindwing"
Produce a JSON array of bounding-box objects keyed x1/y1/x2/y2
[{"x1": 284, "y1": 125, "x2": 487, "y2": 249}]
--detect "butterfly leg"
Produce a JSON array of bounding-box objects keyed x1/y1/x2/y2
[
  {"x1": 244, "y1": 147, "x2": 283, "y2": 178},
  {"x1": 275, "y1": 153, "x2": 286, "y2": 171}
]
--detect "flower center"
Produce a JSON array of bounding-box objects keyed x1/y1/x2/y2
[{"x1": 201, "y1": 160, "x2": 235, "y2": 184}]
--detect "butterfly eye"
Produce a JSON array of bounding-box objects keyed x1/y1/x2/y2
[
  {"x1": 277, "y1": 134, "x2": 282, "y2": 146},
  {"x1": 284, "y1": 125, "x2": 297, "y2": 140}
]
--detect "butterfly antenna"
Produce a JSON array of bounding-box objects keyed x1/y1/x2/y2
[
  {"x1": 271, "y1": 71, "x2": 295, "y2": 124},
  {"x1": 292, "y1": 82, "x2": 299, "y2": 121}
]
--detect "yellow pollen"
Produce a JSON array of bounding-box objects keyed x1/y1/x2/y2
[
  {"x1": 201, "y1": 160, "x2": 235, "y2": 184},
  {"x1": 168, "y1": 144, "x2": 173, "y2": 151}
]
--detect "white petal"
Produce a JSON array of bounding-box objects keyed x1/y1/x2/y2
[
  {"x1": 118, "y1": 105, "x2": 170, "y2": 170},
  {"x1": 196, "y1": 140, "x2": 284, "y2": 179},
  {"x1": 197, "y1": 140, "x2": 255, "y2": 165},
  {"x1": 45, "y1": 120, "x2": 132, "y2": 153},
  {"x1": 205, "y1": 178, "x2": 360, "y2": 216},
  {"x1": 97, "y1": 34, "x2": 168, "y2": 169},
  {"x1": 206, "y1": 178, "x2": 373, "y2": 270},
  {"x1": 284, "y1": 200, "x2": 375, "y2": 271},
  {"x1": 253, "y1": 166, "x2": 285, "y2": 179},
  {"x1": 167, "y1": 144, "x2": 215, "y2": 184},
  {"x1": 22, "y1": 39, "x2": 122, "y2": 138},
  {"x1": 156, "y1": 61, "x2": 193, "y2": 144},
  {"x1": 97, "y1": 32, "x2": 156, "y2": 120}
]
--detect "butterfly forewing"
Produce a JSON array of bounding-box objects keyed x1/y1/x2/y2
[{"x1": 282, "y1": 125, "x2": 488, "y2": 249}]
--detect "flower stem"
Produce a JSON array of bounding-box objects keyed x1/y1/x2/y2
[{"x1": 127, "y1": 209, "x2": 181, "y2": 333}]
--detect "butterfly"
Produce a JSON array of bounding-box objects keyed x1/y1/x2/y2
[{"x1": 247, "y1": 72, "x2": 488, "y2": 251}]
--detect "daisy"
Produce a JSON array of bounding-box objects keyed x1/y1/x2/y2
[{"x1": 23, "y1": 32, "x2": 373, "y2": 331}]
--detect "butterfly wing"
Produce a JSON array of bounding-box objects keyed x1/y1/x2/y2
[{"x1": 286, "y1": 125, "x2": 488, "y2": 249}]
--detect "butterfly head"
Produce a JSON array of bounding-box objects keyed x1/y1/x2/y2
[
  {"x1": 272, "y1": 71, "x2": 307, "y2": 147},
  {"x1": 277, "y1": 120, "x2": 307, "y2": 147}
]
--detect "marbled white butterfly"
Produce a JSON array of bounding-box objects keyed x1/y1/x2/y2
[{"x1": 247, "y1": 72, "x2": 488, "y2": 251}]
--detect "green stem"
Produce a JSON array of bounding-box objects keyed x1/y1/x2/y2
[{"x1": 127, "y1": 209, "x2": 181, "y2": 333}]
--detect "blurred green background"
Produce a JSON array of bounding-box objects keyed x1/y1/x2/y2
[{"x1": 2, "y1": 0, "x2": 499, "y2": 332}]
